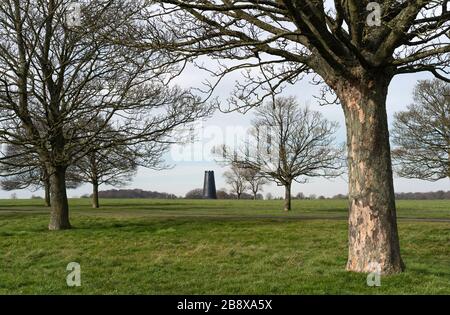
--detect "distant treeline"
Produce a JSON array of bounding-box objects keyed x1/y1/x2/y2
[
  {"x1": 82, "y1": 189, "x2": 450, "y2": 200},
  {"x1": 394, "y1": 190, "x2": 450, "y2": 200},
  {"x1": 90, "y1": 189, "x2": 178, "y2": 199},
  {"x1": 329, "y1": 191, "x2": 450, "y2": 200}
]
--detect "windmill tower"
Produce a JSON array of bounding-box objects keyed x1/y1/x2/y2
[{"x1": 203, "y1": 171, "x2": 217, "y2": 199}]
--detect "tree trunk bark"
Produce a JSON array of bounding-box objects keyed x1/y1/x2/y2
[
  {"x1": 41, "y1": 166, "x2": 51, "y2": 207},
  {"x1": 48, "y1": 165, "x2": 71, "y2": 230},
  {"x1": 44, "y1": 179, "x2": 51, "y2": 207},
  {"x1": 92, "y1": 180, "x2": 99, "y2": 209},
  {"x1": 253, "y1": 192, "x2": 257, "y2": 200},
  {"x1": 284, "y1": 182, "x2": 291, "y2": 211},
  {"x1": 336, "y1": 74, "x2": 404, "y2": 274}
]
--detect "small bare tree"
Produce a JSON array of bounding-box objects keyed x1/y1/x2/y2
[
  {"x1": 392, "y1": 79, "x2": 450, "y2": 181},
  {"x1": 70, "y1": 146, "x2": 138, "y2": 209},
  {"x1": 242, "y1": 168, "x2": 268, "y2": 200},
  {"x1": 69, "y1": 118, "x2": 171, "y2": 209},
  {"x1": 217, "y1": 97, "x2": 344, "y2": 211},
  {"x1": 223, "y1": 164, "x2": 248, "y2": 200}
]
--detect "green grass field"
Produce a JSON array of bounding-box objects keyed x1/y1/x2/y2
[{"x1": 0, "y1": 198, "x2": 449, "y2": 294}]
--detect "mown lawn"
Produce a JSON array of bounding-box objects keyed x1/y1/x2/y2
[{"x1": 0, "y1": 198, "x2": 448, "y2": 294}]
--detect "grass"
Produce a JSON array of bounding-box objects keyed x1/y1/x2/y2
[{"x1": 0, "y1": 198, "x2": 448, "y2": 294}]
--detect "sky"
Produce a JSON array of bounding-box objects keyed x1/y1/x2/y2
[{"x1": 1, "y1": 61, "x2": 449, "y2": 199}]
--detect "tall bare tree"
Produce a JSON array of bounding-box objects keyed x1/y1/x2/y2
[
  {"x1": 70, "y1": 146, "x2": 138, "y2": 209},
  {"x1": 242, "y1": 168, "x2": 268, "y2": 200},
  {"x1": 0, "y1": 0, "x2": 210, "y2": 230},
  {"x1": 217, "y1": 97, "x2": 344, "y2": 211},
  {"x1": 149, "y1": 0, "x2": 450, "y2": 274},
  {"x1": 392, "y1": 79, "x2": 450, "y2": 181},
  {"x1": 68, "y1": 117, "x2": 171, "y2": 209},
  {"x1": 223, "y1": 164, "x2": 248, "y2": 199}
]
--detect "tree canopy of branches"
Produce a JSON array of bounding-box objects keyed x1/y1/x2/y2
[
  {"x1": 0, "y1": 144, "x2": 51, "y2": 205},
  {"x1": 0, "y1": 143, "x2": 81, "y2": 206},
  {"x1": 185, "y1": 188, "x2": 205, "y2": 199},
  {"x1": 0, "y1": 0, "x2": 211, "y2": 230},
  {"x1": 223, "y1": 164, "x2": 249, "y2": 199},
  {"x1": 216, "y1": 97, "x2": 344, "y2": 211},
  {"x1": 392, "y1": 79, "x2": 450, "y2": 181},
  {"x1": 69, "y1": 117, "x2": 173, "y2": 209},
  {"x1": 242, "y1": 167, "x2": 268, "y2": 200},
  {"x1": 70, "y1": 145, "x2": 138, "y2": 209},
  {"x1": 150, "y1": 0, "x2": 450, "y2": 274}
]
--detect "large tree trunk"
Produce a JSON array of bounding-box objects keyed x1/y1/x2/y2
[
  {"x1": 92, "y1": 180, "x2": 99, "y2": 209},
  {"x1": 284, "y1": 182, "x2": 291, "y2": 211},
  {"x1": 336, "y1": 73, "x2": 404, "y2": 275},
  {"x1": 48, "y1": 165, "x2": 71, "y2": 230}
]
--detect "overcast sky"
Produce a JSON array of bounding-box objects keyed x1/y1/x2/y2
[{"x1": 1, "y1": 61, "x2": 449, "y2": 199}]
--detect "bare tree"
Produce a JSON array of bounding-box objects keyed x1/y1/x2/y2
[
  {"x1": 223, "y1": 164, "x2": 248, "y2": 199},
  {"x1": 149, "y1": 0, "x2": 450, "y2": 274},
  {"x1": 69, "y1": 118, "x2": 171, "y2": 209},
  {"x1": 0, "y1": 144, "x2": 51, "y2": 206},
  {"x1": 185, "y1": 188, "x2": 204, "y2": 199},
  {"x1": 70, "y1": 146, "x2": 138, "y2": 209},
  {"x1": 216, "y1": 97, "x2": 344, "y2": 211},
  {"x1": 242, "y1": 168, "x2": 268, "y2": 200},
  {"x1": 0, "y1": 0, "x2": 211, "y2": 230},
  {"x1": 392, "y1": 79, "x2": 450, "y2": 181},
  {"x1": 0, "y1": 143, "x2": 80, "y2": 206}
]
